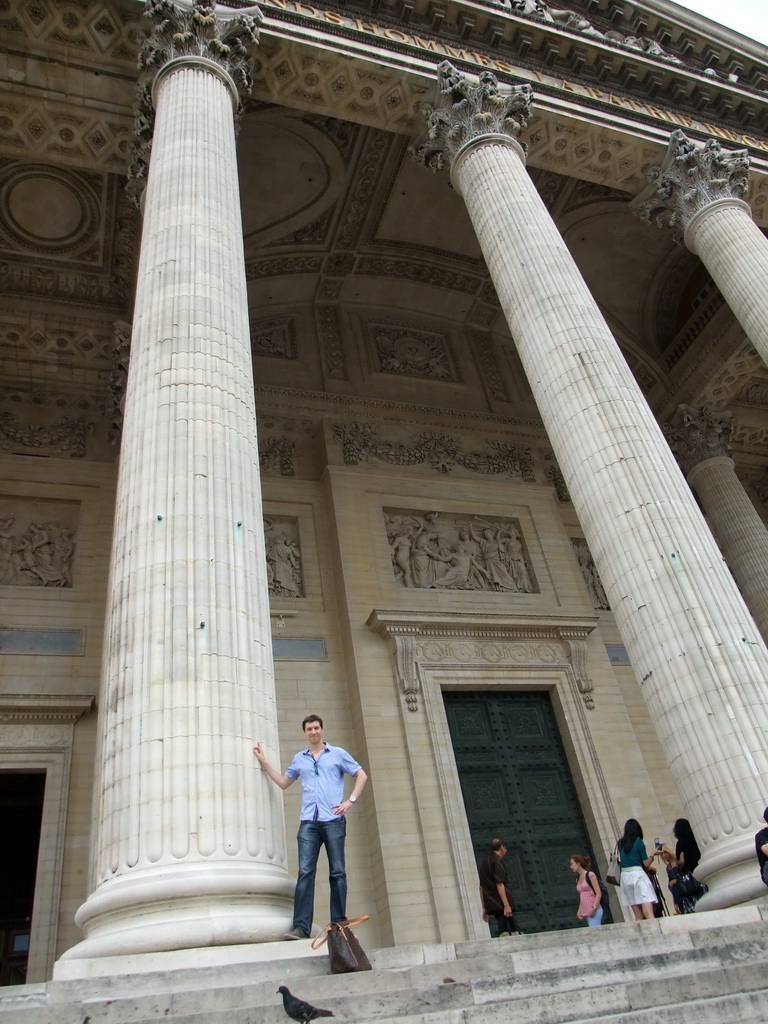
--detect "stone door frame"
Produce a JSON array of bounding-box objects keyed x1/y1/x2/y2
[
  {"x1": 0, "y1": 694, "x2": 94, "y2": 981},
  {"x1": 368, "y1": 609, "x2": 618, "y2": 941}
]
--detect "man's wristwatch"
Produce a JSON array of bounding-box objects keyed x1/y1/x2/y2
[{"x1": 349, "y1": 795, "x2": 357, "y2": 804}]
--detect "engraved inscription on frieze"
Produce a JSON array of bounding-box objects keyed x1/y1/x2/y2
[
  {"x1": 384, "y1": 508, "x2": 538, "y2": 593},
  {"x1": 0, "y1": 497, "x2": 79, "y2": 587},
  {"x1": 263, "y1": 516, "x2": 304, "y2": 598}
]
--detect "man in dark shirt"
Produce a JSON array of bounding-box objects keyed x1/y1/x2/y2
[
  {"x1": 479, "y1": 838, "x2": 519, "y2": 936},
  {"x1": 755, "y1": 806, "x2": 768, "y2": 887}
]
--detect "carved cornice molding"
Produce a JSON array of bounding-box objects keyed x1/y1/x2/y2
[
  {"x1": 630, "y1": 129, "x2": 751, "y2": 237},
  {"x1": 0, "y1": 694, "x2": 95, "y2": 724},
  {"x1": 692, "y1": 339, "x2": 764, "y2": 412},
  {"x1": 336, "y1": 129, "x2": 391, "y2": 250},
  {"x1": 354, "y1": 256, "x2": 483, "y2": 295},
  {"x1": 367, "y1": 608, "x2": 597, "y2": 711},
  {"x1": 0, "y1": 314, "x2": 115, "y2": 371},
  {"x1": 252, "y1": 383, "x2": 546, "y2": 435},
  {"x1": 316, "y1": 304, "x2": 348, "y2": 381},
  {"x1": 108, "y1": 320, "x2": 131, "y2": 446},
  {"x1": 246, "y1": 254, "x2": 323, "y2": 280}
]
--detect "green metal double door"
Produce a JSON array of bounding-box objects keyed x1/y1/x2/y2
[{"x1": 444, "y1": 691, "x2": 600, "y2": 933}]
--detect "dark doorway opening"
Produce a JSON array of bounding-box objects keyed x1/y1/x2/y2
[
  {"x1": 0, "y1": 771, "x2": 45, "y2": 985},
  {"x1": 445, "y1": 690, "x2": 604, "y2": 934}
]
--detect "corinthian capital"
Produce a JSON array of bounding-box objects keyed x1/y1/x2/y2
[
  {"x1": 129, "y1": 0, "x2": 261, "y2": 203},
  {"x1": 411, "y1": 61, "x2": 533, "y2": 172},
  {"x1": 630, "y1": 130, "x2": 750, "y2": 237},
  {"x1": 140, "y1": 0, "x2": 261, "y2": 92},
  {"x1": 663, "y1": 404, "x2": 733, "y2": 474}
]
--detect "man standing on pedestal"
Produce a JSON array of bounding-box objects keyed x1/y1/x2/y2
[{"x1": 254, "y1": 715, "x2": 368, "y2": 939}]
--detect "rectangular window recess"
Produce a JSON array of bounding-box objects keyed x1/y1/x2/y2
[
  {"x1": 272, "y1": 637, "x2": 327, "y2": 661},
  {"x1": 0, "y1": 628, "x2": 85, "y2": 655},
  {"x1": 605, "y1": 644, "x2": 631, "y2": 665}
]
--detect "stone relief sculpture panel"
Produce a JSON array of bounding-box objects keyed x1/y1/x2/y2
[
  {"x1": 365, "y1": 320, "x2": 459, "y2": 382},
  {"x1": 385, "y1": 509, "x2": 537, "y2": 593},
  {"x1": 571, "y1": 538, "x2": 610, "y2": 611},
  {"x1": 263, "y1": 516, "x2": 304, "y2": 598},
  {"x1": 0, "y1": 498, "x2": 79, "y2": 587},
  {"x1": 250, "y1": 318, "x2": 296, "y2": 359}
]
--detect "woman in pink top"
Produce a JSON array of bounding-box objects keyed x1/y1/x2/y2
[{"x1": 569, "y1": 855, "x2": 603, "y2": 926}]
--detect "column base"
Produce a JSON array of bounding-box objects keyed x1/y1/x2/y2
[
  {"x1": 694, "y1": 833, "x2": 768, "y2": 911},
  {"x1": 62, "y1": 862, "x2": 295, "y2": 960},
  {"x1": 54, "y1": 935, "x2": 324, "y2": 982}
]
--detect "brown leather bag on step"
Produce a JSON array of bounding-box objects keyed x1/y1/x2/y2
[{"x1": 311, "y1": 915, "x2": 371, "y2": 973}]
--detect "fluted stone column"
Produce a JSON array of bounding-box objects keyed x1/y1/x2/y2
[
  {"x1": 665, "y1": 406, "x2": 768, "y2": 643},
  {"x1": 631, "y1": 130, "x2": 768, "y2": 369},
  {"x1": 63, "y1": 1, "x2": 293, "y2": 960},
  {"x1": 413, "y1": 62, "x2": 768, "y2": 909}
]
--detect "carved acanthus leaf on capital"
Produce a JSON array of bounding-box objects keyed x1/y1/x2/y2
[
  {"x1": 631, "y1": 130, "x2": 750, "y2": 237},
  {"x1": 411, "y1": 61, "x2": 533, "y2": 171},
  {"x1": 662, "y1": 404, "x2": 733, "y2": 475},
  {"x1": 128, "y1": 0, "x2": 262, "y2": 203}
]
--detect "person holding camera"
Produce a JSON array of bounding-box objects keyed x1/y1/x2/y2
[{"x1": 654, "y1": 818, "x2": 703, "y2": 914}]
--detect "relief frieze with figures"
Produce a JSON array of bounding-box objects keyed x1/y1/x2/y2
[
  {"x1": 0, "y1": 498, "x2": 78, "y2": 588},
  {"x1": 385, "y1": 508, "x2": 537, "y2": 594},
  {"x1": 263, "y1": 516, "x2": 304, "y2": 598}
]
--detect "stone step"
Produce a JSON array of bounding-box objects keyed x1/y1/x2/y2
[
  {"x1": 26, "y1": 934, "x2": 767, "y2": 1024},
  {"x1": 68, "y1": 960, "x2": 768, "y2": 1024},
  {"x1": 31, "y1": 924, "x2": 767, "y2": 1024},
  {"x1": 2, "y1": 907, "x2": 766, "y2": 1024},
  {"x1": 564, "y1": 991, "x2": 768, "y2": 1024}
]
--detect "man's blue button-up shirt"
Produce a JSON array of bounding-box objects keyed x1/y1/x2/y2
[{"x1": 285, "y1": 743, "x2": 363, "y2": 822}]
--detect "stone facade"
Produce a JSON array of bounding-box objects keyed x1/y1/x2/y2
[{"x1": 1, "y1": 0, "x2": 768, "y2": 983}]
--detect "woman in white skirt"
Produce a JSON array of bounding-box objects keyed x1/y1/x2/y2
[{"x1": 617, "y1": 818, "x2": 657, "y2": 920}]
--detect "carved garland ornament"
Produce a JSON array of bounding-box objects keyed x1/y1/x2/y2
[
  {"x1": 0, "y1": 412, "x2": 93, "y2": 457},
  {"x1": 333, "y1": 422, "x2": 535, "y2": 481}
]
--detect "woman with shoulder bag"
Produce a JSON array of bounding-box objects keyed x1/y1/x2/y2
[
  {"x1": 617, "y1": 819, "x2": 658, "y2": 920},
  {"x1": 569, "y1": 854, "x2": 604, "y2": 926}
]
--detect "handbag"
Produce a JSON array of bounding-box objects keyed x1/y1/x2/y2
[
  {"x1": 606, "y1": 845, "x2": 622, "y2": 886},
  {"x1": 676, "y1": 871, "x2": 707, "y2": 901},
  {"x1": 311, "y1": 915, "x2": 372, "y2": 974}
]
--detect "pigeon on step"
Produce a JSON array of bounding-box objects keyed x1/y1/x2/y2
[{"x1": 277, "y1": 985, "x2": 335, "y2": 1023}]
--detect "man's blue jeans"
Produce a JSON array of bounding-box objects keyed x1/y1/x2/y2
[{"x1": 293, "y1": 818, "x2": 347, "y2": 935}]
